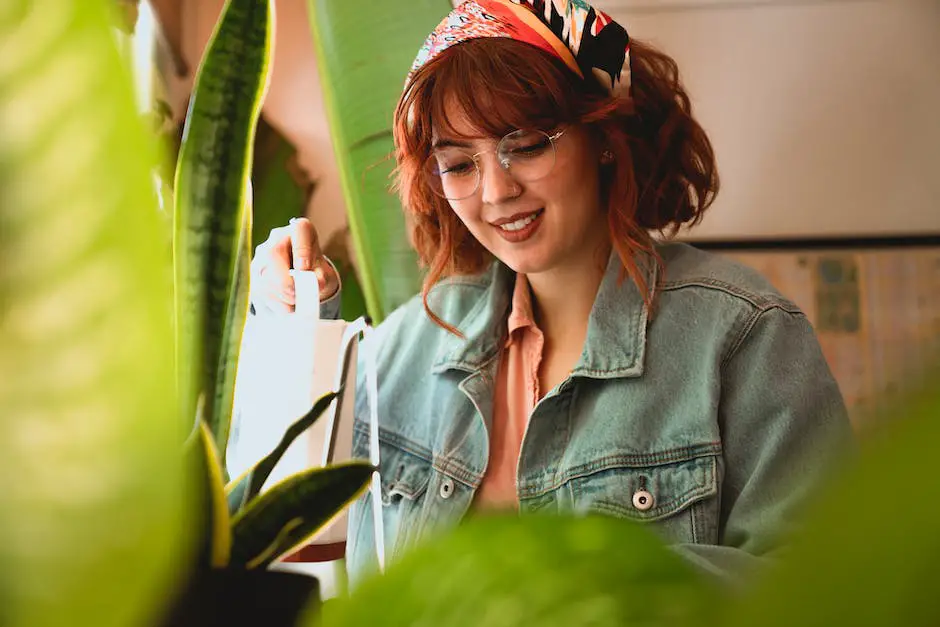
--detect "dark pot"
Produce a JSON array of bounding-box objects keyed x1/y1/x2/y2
[{"x1": 159, "y1": 568, "x2": 321, "y2": 627}]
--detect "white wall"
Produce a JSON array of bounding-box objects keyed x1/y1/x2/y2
[{"x1": 597, "y1": 0, "x2": 940, "y2": 240}]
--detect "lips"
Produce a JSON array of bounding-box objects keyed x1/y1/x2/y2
[
  {"x1": 491, "y1": 209, "x2": 544, "y2": 243},
  {"x1": 491, "y1": 209, "x2": 543, "y2": 229}
]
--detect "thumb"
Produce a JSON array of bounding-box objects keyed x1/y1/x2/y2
[{"x1": 289, "y1": 217, "x2": 318, "y2": 271}]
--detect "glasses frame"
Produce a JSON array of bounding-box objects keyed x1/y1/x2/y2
[{"x1": 425, "y1": 128, "x2": 567, "y2": 201}]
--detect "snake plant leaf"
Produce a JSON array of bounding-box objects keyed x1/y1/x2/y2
[
  {"x1": 212, "y1": 201, "x2": 252, "y2": 482},
  {"x1": 189, "y1": 419, "x2": 233, "y2": 569},
  {"x1": 229, "y1": 462, "x2": 375, "y2": 569},
  {"x1": 173, "y1": 0, "x2": 273, "y2": 460},
  {"x1": 321, "y1": 514, "x2": 721, "y2": 627},
  {"x1": 225, "y1": 390, "x2": 340, "y2": 516},
  {"x1": 306, "y1": 0, "x2": 453, "y2": 322},
  {"x1": 225, "y1": 472, "x2": 251, "y2": 520},
  {"x1": 723, "y1": 372, "x2": 940, "y2": 627},
  {"x1": 0, "y1": 1, "x2": 191, "y2": 626}
]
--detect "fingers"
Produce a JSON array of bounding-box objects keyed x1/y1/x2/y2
[
  {"x1": 290, "y1": 217, "x2": 320, "y2": 272},
  {"x1": 249, "y1": 218, "x2": 338, "y2": 314},
  {"x1": 251, "y1": 225, "x2": 295, "y2": 313},
  {"x1": 312, "y1": 257, "x2": 340, "y2": 301},
  {"x1": 290, "y1": 217, "x2": 340, "y2": 300}
]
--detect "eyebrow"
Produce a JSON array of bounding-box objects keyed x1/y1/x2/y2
[{"x1": 431, "y1": 137, "x2": 474, "y2": 150}]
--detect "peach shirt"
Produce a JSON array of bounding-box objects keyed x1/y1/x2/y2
[{"x1": 474, "y1": 274, "x2": 544, "y2": 510}]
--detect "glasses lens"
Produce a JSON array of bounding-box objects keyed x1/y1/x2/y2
[
  {"x1": 497, "y1": 130, "x2": 557, "y2": 182},
  {"x1": 423, "y1": 149, "x2": 479, "y2": 200}
]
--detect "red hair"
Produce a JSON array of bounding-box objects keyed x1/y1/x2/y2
[{"x1": 393, "y1": 38, "x2": 718, "y2": 333}]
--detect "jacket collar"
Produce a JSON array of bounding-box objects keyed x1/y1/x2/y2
[
  {"x1": 431, "y1": 250, "x2": 655, "y2": 379},
  {"x1": 431, "y1": 262, "x2": 512, "y2": 374}
]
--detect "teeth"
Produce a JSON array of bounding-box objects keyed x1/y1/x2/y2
[{"x1": 499, "y1": 212, "x2": 539, "y2": 232}]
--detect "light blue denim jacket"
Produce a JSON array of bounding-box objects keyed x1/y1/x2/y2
[{"x1": 339, "y1": 242, "x2": 851, "y2": 587}]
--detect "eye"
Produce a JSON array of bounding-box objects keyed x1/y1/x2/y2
[
  {"x1": 502, "y1": 132, "x2": 552, "y2": 160},
  {"x1": 433, "y1": 150, "x2": 476, "y2": 177},
  {"x1": 514, "y1": 138, "x2": 550, "y2": 153},
  {"x1": 440, "y1": 160, "x2": 475, "y2": 176}
]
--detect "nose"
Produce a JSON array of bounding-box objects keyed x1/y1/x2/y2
[{"x1": 478, "y1": 152, "x2": 521, "y2": 205}]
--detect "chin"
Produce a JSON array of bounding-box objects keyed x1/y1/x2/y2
[{"x1": 493, "y1": 248, "x2": 555, "y2": 276}]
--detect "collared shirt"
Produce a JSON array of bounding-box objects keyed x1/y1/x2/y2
[{"x1": 474, "y1": 274, "x2": 544, "y2": 510}]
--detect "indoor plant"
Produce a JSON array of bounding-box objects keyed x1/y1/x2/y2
[{"x1": 165, "y1": 0, "x2": 373, "y2": 623}]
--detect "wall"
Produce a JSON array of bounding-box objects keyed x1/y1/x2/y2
[{"x1": 597, "y1": 0, "x2": 940, "y2": 240}]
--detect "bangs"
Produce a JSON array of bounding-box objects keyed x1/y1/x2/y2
[{"x1": 404, "y1": 38, "x2": 596, "y2": 144}]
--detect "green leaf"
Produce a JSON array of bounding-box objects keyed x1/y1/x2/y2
[
  {"x1": 225, "y1": 390, "x2": 340, "y2": 516},
  {"x1": 0, "y1": 1, "x2": 192, "y2": 626},
  {"x1": 321, "y1": 514, "x2": 721, "y2": 627},
  {"x1": 724, "y1": 372, "x2": 940, "y2": 627},
  {"x1": 211, "y1": 201, "x2": 252, "y2": 477},
  {"x1": 188, "y1": 421, "x2": 232, "y2": 569},
  {"x1": 230, "y1": 462, "x2": 374, "y2": 569},
  {"x1": 306, "y1": 0, "x2": 451, "y2": 322},
  {"x1": 173, "y1": 0, "x2": 273, "y2": 455},
  {"x1": 225, "y1": 471, "x2": 252, "y2": 519}
]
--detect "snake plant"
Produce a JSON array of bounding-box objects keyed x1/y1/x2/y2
[{"x1": 173, "y1": 0, "x2": 372, "y2": 574}]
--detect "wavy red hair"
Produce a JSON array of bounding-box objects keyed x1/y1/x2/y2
[{"x1": 393, "y1": 38, "x2": 719, "y2": 332}]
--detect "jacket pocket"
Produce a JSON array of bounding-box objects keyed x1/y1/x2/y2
[
  {"x1": 353, "y1": 423, "x2": 433, "y2": 560},
  {"x1": 380, "y1": 445, "x2": 432, "y2": 505},
  {"x1": 568, "y1": 451, "x2": 719, "y2": 544}
]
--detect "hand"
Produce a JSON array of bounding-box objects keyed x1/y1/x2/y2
[{"x1": 250, "y1": 217, "x2": 340, "y2": 314}]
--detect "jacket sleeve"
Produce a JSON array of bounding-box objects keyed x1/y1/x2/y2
[
  {"x1": 318, "y1": 286, "x2": 342, "y2": 321},
  {"x1": 675, "y1": 305, "x2": 854, "y2": 585}
]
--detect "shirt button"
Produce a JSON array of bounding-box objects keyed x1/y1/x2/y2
[
  {"x1": 439, "y1": 478, "x2": 455, "y2": 499},
  {"x1": 632, "y1": 489, "x2": 654, "y2": 511}
]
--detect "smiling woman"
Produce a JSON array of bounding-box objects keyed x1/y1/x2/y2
[{"x1": 246, "y1": 0, "x2": 853, "y2": 591}]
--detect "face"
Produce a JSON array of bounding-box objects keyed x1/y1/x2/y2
[{"x1": 431, "y1": 102, "x2": 610, "y2": 278}]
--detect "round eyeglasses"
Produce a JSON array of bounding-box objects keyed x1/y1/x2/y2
[{"x1": 423, "y1": 129, "x2": 566, "y2": 201}]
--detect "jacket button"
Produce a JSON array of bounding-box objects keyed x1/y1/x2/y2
[
  {"x1": 439, "y1": 478, "x2": 455, "y2": 499},
  {"x1": 632, "y1": 489, "x2": 654, "y2": 511}
]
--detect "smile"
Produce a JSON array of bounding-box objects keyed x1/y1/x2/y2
[
  {"x1": 491, "y1": 209, "x2": 544, "y2": 243},
  {"x1": 498, "y1": 211, "x2": 541, "y2": 231},
  {"x1": 494, "y1": 209, "x2": 543, "y2": 231}
]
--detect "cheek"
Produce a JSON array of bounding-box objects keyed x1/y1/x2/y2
[
  {"x1": 449, "y1": 201, "x2": 484, "y2": 230},
  {"x1": 543, "y1": 171, "x2": 602, "y2": 217}
]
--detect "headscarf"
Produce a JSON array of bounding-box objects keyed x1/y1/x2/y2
[{"x1": 408, "y1": 0, "x2": 631, "y2": 96}]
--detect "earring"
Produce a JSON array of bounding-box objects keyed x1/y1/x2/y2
[{"x1": 601, "y1": 150, "x2": 615, "y2": 164}]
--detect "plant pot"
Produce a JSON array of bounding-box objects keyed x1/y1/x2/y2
[{"x1": 159, "y1": 567, "x2": 320, "y2": 627}]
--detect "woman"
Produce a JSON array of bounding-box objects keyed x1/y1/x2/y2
[{"x1": 249, "y1": 0, "x2": 852, "y2": 586}]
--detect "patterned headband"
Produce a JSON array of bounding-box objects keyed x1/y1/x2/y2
[{"x1": 408, "y1": 0, "x2": 631, "y2": 96}]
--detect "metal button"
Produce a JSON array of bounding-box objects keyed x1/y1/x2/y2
[
  {"x1": 439, "y1": 478, "x2": 455, "y2": 499},
  {"x1": 632, "y1": 489, "x2": 654, "y2": 511}
]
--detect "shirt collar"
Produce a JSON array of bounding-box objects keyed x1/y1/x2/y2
[{"x1": 505, "y1": 273, "x2": 537, "y2": 346}]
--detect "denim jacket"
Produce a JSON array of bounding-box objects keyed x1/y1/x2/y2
[{"x1": 342, "y1": 242, "x2": 852, "y2": 587}]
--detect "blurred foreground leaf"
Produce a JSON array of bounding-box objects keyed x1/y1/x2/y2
[
  {"x1": 724, "y1": 371, "x2": 940, "y2": 627},
  {"x1": 321, "y1": 514, "x2": 721, "y2": 627},
  {"x1": 0, "y1": 2, "x2": 192, "y2": 626}
]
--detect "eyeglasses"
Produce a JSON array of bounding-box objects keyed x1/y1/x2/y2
[{"x1": 423, "y1": 128, "x2": 566, "y2": 201}]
